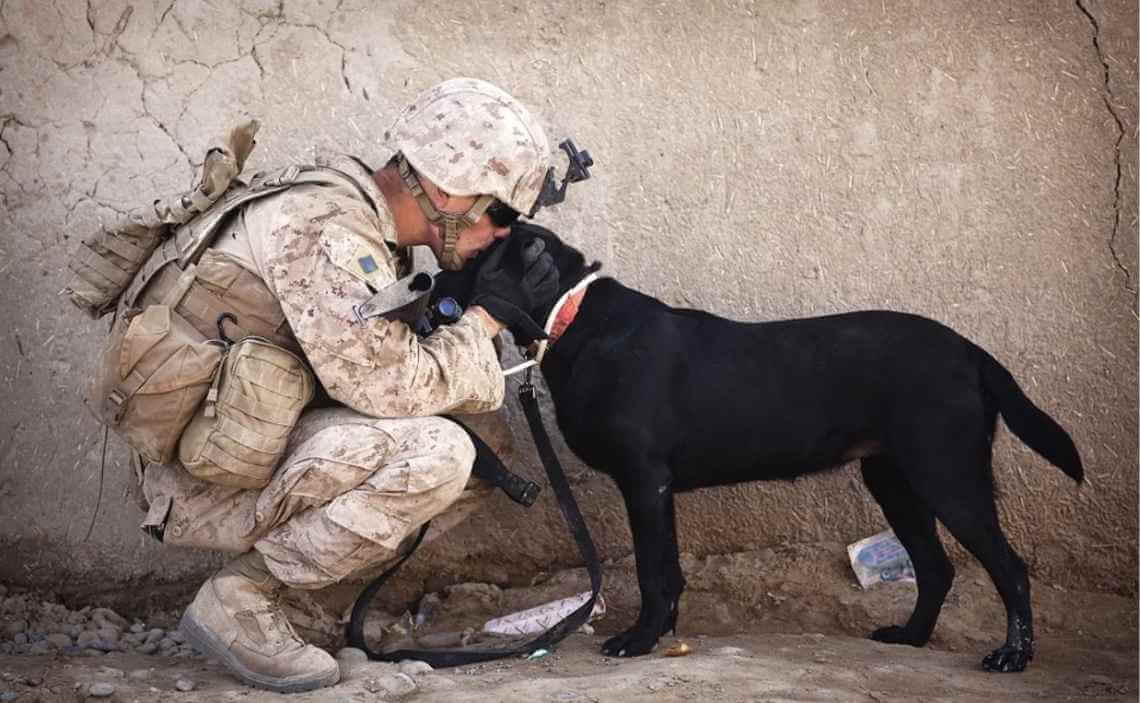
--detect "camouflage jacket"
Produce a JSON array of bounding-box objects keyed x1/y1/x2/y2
[{"x1": 217, "y1": 154, "x2": 505, "y2": 418}]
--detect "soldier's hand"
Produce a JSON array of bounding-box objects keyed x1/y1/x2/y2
[{"x1": 470, "y1": 238, "x2": 559, "y2": 345}]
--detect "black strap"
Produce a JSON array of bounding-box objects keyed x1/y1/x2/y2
[{"x1": 345, "y1": 377, "x2": 603, "y2": 667}]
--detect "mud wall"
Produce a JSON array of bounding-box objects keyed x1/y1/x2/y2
[{"x1": 0, "y1": 0, "x2": 1135, "y2": 605}]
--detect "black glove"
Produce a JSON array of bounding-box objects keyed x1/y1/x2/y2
[{"x1": 471, "y1": 237, "x2": 559, "y2": 345}]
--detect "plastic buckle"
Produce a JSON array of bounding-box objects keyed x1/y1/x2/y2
[{"x1": 503, "y1": 474, "x2": 541, "y2": 507}]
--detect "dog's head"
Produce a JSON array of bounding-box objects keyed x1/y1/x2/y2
[{"x1": 432, "y1": 223, "x2": 600, "y2": 340}]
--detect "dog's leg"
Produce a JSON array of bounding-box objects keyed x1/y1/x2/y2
[
  {"x1": 860, "y1": 455, "x2": 954, "y2": 647},
  {"x1": 602, "y1": 471, "x2": 680, "y2": 657},
  {"x1": 901, "y1": 442, "x2": 1035, "y2": 673},
  {"x1": 662, "y1": 488, "x2": 685, "y2": 636}
]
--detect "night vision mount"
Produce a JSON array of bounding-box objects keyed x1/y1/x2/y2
[{"x1": 528, "y1": 139, "x2": 594, "y2": 218}]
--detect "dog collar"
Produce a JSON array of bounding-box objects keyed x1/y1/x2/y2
[{"x1": 503, "y1": 272, "x2": 599, "y2": 377}]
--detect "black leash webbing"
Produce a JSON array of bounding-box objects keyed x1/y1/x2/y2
[{"x1": 346, "y1": 378, "x2": 603, "y2": 667}]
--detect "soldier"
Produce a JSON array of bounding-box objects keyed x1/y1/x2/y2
[{"x1": 137, "y1": 78, "x2": 560, "y2": 692}]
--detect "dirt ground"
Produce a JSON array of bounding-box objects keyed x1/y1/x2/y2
[{"x1": 2, "y1": 545, "x2": 1135, "y2": 702}]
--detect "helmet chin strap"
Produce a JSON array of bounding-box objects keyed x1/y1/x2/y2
[{"x1": 397, "y1": 154, "x2": 494, "y2": 271}]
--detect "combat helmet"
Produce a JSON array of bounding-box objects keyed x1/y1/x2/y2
[{"x1": 388, "y1": 78, "x2": 551, "y2": 269}]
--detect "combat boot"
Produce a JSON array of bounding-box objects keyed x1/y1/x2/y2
[{"x1": 180, "y1": 550, "x2": 340, "y2": 693}]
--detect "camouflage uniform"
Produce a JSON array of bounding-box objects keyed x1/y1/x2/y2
[{"x1": 143, "y1": 154, "x2": 504, "y2": 589}]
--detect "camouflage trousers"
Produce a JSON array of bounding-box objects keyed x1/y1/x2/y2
[{"x1": 140, "y1": 406, "x2": 501, "y2": 589}]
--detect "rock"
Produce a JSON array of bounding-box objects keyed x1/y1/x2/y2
[
  {"x1": 0, "y1": 643, "x2": 10, "y2": 655},
  {"x1": 96, "y1": 626, "x2": 122, "y2": 644},
  {"x1": 336, "y1": 647, "x2": 369, "y2": 664},
  {"x1": 130, "y1": 622, "x2": 146, "y2": 634},
  {"x1": 375, "y1": 672, "x2": 417, "y2": 699},
  {"x1": 13, "y1": 633, "x2": 28, "y2": 645},
  {"x1": 29, "y1": 641, "x2": 53, "y2": 655},
  {"x1": 96, "y1": 667, "x2": 124, "y2": 679},
  {"x1": 92, "y1": 608, "x2": 129, "y2": 630},
  {"x1": 1, "y1": 692, "x2": 18, "y2": 702},
  {"x1": 129, "y1": 669, "x2": 153, "y2": 680},
  {"x1": 168, "y1": 629, "x2": 185, "y2": 644},
  {"x1": 158, "y1": 637, "x2": 178, "y2": 650},
  {"x1": 398, "y1": 659, "x2": 434, "y2": 677},
  {"x1": 46, "y1": 633, "x2": 72, "y2": 648},
  {"x1": 92, "y1": 638, "x2": 121, "y2": 652},
  {"x1": 138, "y1": 641, "x2": 159, "y2": 655},
  {"x1": 88, "y1": 682, "x2": 115, "y2": 697},
  {"x1": 77, "y1": 630, "x2": 100, "y2": 647},
  {"x1": 2, "y1": 619, "x2": 28, "y2": 638},
  {"x1": 175, "y1": 678, "x2": 195, "y2": 692},
  {"x1": 144, "y1": 628, "x2": 165, "y2": 646}
]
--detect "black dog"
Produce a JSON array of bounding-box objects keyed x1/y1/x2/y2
[{"x1": 434, "y1": 224, "x2": 1082, "y2": 673}]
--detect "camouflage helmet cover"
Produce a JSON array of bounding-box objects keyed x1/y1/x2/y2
[{"x1": 387, "y1": 78, "x2": 551, "y2": 215}]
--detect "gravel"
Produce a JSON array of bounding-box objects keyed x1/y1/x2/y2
[
  {"x1": 88, "y1": 682, "x2": 115, "y2": 697},
  {"x1": 175, "y1": 677, "x2": 196, "y2": 691},
  {"x1": 0, "y1": 589, "x2": 201, "y2": 660}
]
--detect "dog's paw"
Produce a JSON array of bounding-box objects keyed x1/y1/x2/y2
[
  {"x1": 981, "y1": 644, "x2": 1032, "y2": 673},
  {"x1": 869, "y1": 625, "x2": 926, "y2": 647},
  {"x1": 601, "y1": 628, "x2": 659, "y2": 658}
]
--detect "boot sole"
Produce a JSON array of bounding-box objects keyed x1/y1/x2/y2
[{"x1": 181, "y1": 611, "x2": 340, "y2": 693}]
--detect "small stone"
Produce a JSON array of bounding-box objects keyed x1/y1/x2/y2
[
  {"x1": 96, "y1": 626, "x2": 122, "y2": 643},
  {"x1": 376, "y1": 672, "x2": 417, "y2": 698},
  {"x1": 2, "y1": 619, "x2": 28, "y2": 638},
  {"x1": 29, "y1": 641, "x2": 52, "y2": 655},
  {"x1": 336, "y1": 647, "x2": 369, "y2": 664},
  {"x1": 168, "y1": 629, "x2": 185, "y2": 644},
  {"x1": 92, "y1": 608, "x2": 129, "y2": 630},
  {"x1": 88, "y1": 682, "x2": 115, "y2": 697},
  {"x1": 175, "y1": 678, "x2": 195, "y2": 692},
  {"x1": 96, "y1": 667, "x2": 124, "y2": 679},
  {"x1": 577, "y1": 624, "x2": 594, "y2": 635},
  {"x1": 130, "y1": 622, "x2": 145, "y2": 634},
  {"x1": 92, "y1": 638, "x2": 120, "y2": 652},
  {"x1": 129, "y1": 669, "x2": 153, "y2": 680},
  {"x1": 144, "y1": 628, "x2": 164, "y2": 646},
  {"x1": 398, "y1": 659, "x2": 433, "y2": 677},
  {"x1": 77, "y1": 630, "x2": 100, "y2": 647},
  {"x1": 138, "y1": 641, "x2": 159, "y2": 655},
  {"x1": 46, "y1": 633, "x2": 72, "y2": 648},
  {"x1": 158, "y1": 637, "x2": 177, "y2": 650},
  {"x1": 27, "y1": 631, "x2": 45, "y2": 643},
  {"x1": 1, "y1": 692, "x2": 18, "y2": 702},
  {"x1": 13, "y1": 633, "x2": 28, "y2": 645}
]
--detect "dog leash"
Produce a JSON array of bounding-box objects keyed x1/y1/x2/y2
[{"x1": 346, "y1": 369, "x2": 603, "y2": 667}]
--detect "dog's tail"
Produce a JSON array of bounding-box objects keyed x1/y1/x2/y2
[{"x1": 978, "y1": 347, "x2": 1083, "y2": 483}]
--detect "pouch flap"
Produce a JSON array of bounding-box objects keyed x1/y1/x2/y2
[
  {"x1": 139, "y1": 344, "x2": 223, "y2": 394},
  {"x1": 120, "y1": 305, "x2": 172, "y2": 380}
]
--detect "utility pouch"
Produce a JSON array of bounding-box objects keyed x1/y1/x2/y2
[
  {"x1": 63, "y1": 121, "x2": 261, "y2": 319},
  {"x1": 178, "y1": 336, "x2": 314, "y2": 489},
  {"x1": 93, "y1": 305, "x2": 224, "y2": 464}
]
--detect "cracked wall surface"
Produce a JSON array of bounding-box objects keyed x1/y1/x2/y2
[{"x1": 0, "y1": 0, "x2": 1136, "y2": 608}]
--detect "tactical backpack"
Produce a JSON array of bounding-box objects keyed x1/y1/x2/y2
[{"x1": 65, "y1": 122, "x2": 369, "y2": 482}]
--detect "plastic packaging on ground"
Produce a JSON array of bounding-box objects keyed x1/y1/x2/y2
[
  {"x1": 482, "y1": 591, "x2": 606, "y2": 636},
  {"x1": 847, "y1": 529, "x2": 916, "y2": 589}
]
